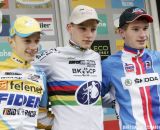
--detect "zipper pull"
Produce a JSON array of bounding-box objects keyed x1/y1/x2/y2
[{"x1": 25, "y1": 61, "x2": 28, "y2": 65}]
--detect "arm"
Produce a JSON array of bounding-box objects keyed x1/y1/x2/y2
[
  {"x1": 37, "y1": 107, "x2": 54, "y2": 130},
  {"x1": 37, "y1": 80, "x2": 54, "y2": 129},
  {"x1": 34, "y1": 49, "x2": 56, "y2": 129},
  {"x1": 36, "y1": 66, "x2": 54, "y2": 130},
  {"x1": 102, "y1": 86, "x2": 116, "y2": 108},
  {"x1": 101, "y1": 59, "x2": 115, "y2": 107}
]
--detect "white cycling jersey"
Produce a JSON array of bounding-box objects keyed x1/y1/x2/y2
[{"x1": 36, "y1": 45, "x2": 104, "y2": 130}]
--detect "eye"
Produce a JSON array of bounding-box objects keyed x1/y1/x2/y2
[
  {"x1": 35, "y1": 39, "x2": 40, "y2": 44},
  {"x1": 132, "y1": 28, "x2": 139, "y2": 32},
  {"x1": 79, "y1": 27, "x2": 86, "y2": 31},
  {"x1": 25, "y1": 39, "x2": 31, "y2": 43},
  {"x1": 143, "y1": 27, "x2": 148, "y2": 31},
  {"x1": 91, "y1": 28, "x2": 96, "y2": 32}
]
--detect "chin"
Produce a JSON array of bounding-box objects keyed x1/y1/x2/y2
[
  {"x1": 25, "y1": 54, "x2": 35, "y2": 62},
  {"x1": 26, "y1": 58, "x2": 34, "y2": 63},
  {"x1": 139, "y1": 46, "x2": 146, "y2": 49},
  {"x1": 135, "y1": 44, "x2": 145, "y2": 50},
  {"x1": 84, "y1": 45, "x2": 91, "y2": 49}
]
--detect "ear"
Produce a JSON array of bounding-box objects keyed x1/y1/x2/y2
[
  {"x1": 66, "y1": 23, "x2": 72, "y2": 33},
  {"x1": 119, "y1": 28, "x2": 125, "y2": 39},
  {"x1": 8, "y1": 37, "x2": 15, "y2": 48}
]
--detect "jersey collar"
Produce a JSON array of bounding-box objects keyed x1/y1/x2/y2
[
  {"x1": 69, "y1": 40, "x2": 87, "y2": 51},
  {"x1": 10, "y1": 52, "x2": 31, "y2": 68},
  {"x1": 123, "y1": 44, "x2": 144, "y2": 57}
]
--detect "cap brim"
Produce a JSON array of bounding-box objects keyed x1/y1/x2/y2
[
  {"x1": 15, "y1": 31, "x2": 43, "y2": 38},
  {"x1": 72, "y1": 18, "x2": 101, "y2": 24},
  {"x1": 127, "y1": 14, "x2": 153, "y2": 23}
]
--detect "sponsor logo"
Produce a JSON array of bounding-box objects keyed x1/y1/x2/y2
[
  {"x1": 0, "y1": 75, "x2": 22, "y2": 80},
  {"x1": 72, "y1": 68, "x2": 96, "y2": 76},
  {"x1": 134, "y1": 77, "x2": 158, "y2": 83},
  {"x1": 121, "y1": 73, "x2": 160, "y2": 89},
  {"x1": 0, "y1": 80, "x2": 8, "y2": 90},
  {"x1": 132, "y1": 8, "x2": 144, "y2": 14},
  {"x1": 3, "y1": 108, "x2": 37, "y2": 117},
  {"x1": 75, "y1": 81, "x2": 100, "y2": 105},
  {"x1": 0, "y1": 50, "x2": 11, "y2": 57},
  {"x1": 40, "y1": 22, "x2": 51, "y2": 29},
  {"x1": 124, "y1": 79, "x2": 132, "y2": 86},
  {"x1": 69, "y1": 60, "x2": 96, "y2": 67},
  {"x1": 93, "y1": 45, "x2": 109, "y2": 56},
  {"x1": 98, "y1": 22, "x2": 107, "y2": 28},
  {"x1": 121, "y1": 0, "x2": 134, "y2": 7},
  {"x1": 145, "y1": 61, "x2": 152, "y2": 69},
  {"x1": 5, "y1": 72, "x2": 22, "y2": 75},
  {"x1": 70, "y1": 60, "x2": 97, "y2": 76},
  {"x1": 10, "y1": 81, "x2": 43, "y2": 94},
  {"x1": 28, "y1": 74, "x2": 41, "y2": 82},
  {"x1": 12, "y1": 57, "x2": 23, "y2": 64},
  {"x1": 0, "y1": 80, "x2": 43, "y2": 94},
  {"x1": 124, "y1": 63, "x2": 134, "y2": 72},
  {"x1": 0, "y1": 93, "x2": 40, "y2": 108},
  {"x1": 69, "y1": 60, "x2": 85, "y2": 65},
  {"x1": 36, "y1": 48, "x2": 58, "y2": 60}
]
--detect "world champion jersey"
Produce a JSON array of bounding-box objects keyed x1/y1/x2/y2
[
  {"x1": 35, "y1": 45, "x2": 104, "y2": 130},
  {"x1": 0, "y1": 53, "x2": 47, "y2": 130},
  {"x1": 102, "y1": 45, "x2": 160, "y2": 130}
]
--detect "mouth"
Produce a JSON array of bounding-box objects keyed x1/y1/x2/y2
[
  {"x1": 25, "y1": 50, "x2": 38, "y2": 56},
  {"x1": 137, "y1": 40, "x2": 146, "y2": 44},
  {"x1": 83, "y1": 40, "x2": 93, "y2": 44}
]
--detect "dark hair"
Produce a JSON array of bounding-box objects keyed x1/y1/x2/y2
[
  {"x1": 120, "y1": 17, "x2": 149, "y2": 30},
  {"x1": 120, "y1": 23, "x2": 129, "y2": 30}
]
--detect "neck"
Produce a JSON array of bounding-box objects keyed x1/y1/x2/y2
[{"x1": 69, "y1": 40, "x2": 87, "y2": 51}]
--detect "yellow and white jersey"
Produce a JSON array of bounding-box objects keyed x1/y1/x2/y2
[{"x1": 0, "y1": 53, "x2": 47, "y2": 130}]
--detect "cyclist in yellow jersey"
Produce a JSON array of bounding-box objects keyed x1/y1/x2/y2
[{"x1": 0, "y1": 16, "x2": 53, "y2": 130}]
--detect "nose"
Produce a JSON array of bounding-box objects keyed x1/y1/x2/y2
[
  {"x1": 85, "y1": 29, "x2": 93, "y2": 38},
  {"x1": 29, "y1": 43, "x2": 39, "y2": 52},
  {"x1": 139, "y1": 30, "x2": 147, "y2": 39}
]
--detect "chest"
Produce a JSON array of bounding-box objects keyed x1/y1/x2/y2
[{"x1": 49, "y1": 54, "x2": 102, "y2": 81}]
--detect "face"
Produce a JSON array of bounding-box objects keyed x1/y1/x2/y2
[
  {"x1": 119, "y1": 20, "x2": 149, "y2": 49},
  {"x1": 67, "y1": 19, "x2": 98, "y2": 49},
  {"x1": 9, "y1": 32, "x2": 40, "y2": 62}
]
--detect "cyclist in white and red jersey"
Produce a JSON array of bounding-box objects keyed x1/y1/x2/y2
[
  {"x1": 0, "y1": 16, "x2": 51, "y2": 130},
  {"x1": 102, "y1": 7, "x2": 160, "y2": 130},
  {"x1": 35, "y1": 5, "x2": 104, "y2": 130}
]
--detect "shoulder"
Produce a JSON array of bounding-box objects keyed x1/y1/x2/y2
[
  {"x1": 90, "y1": 49, "x2": 100, "y2": 56},
  {"x1": 87, "y1": 49, "x2": 101, "y2": 59},
  {"x1": 102, "y1": 51, "x2": 122, "y2": 65},
  {"x1": 33, "y1": 65, "x2": 46, "y2": 76},
  {"x1": 0, "y1": 61, "x2": 7, "y2": 70},
  {"x1": 0, "y1": 58, "x2": 14, "y2": 71},
  {"x1": 144, "y1": 49, "x2": 160, "y2": 57},
  {"x1": 35, "y1": 48, "x2": 60, "y2": 61}
]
